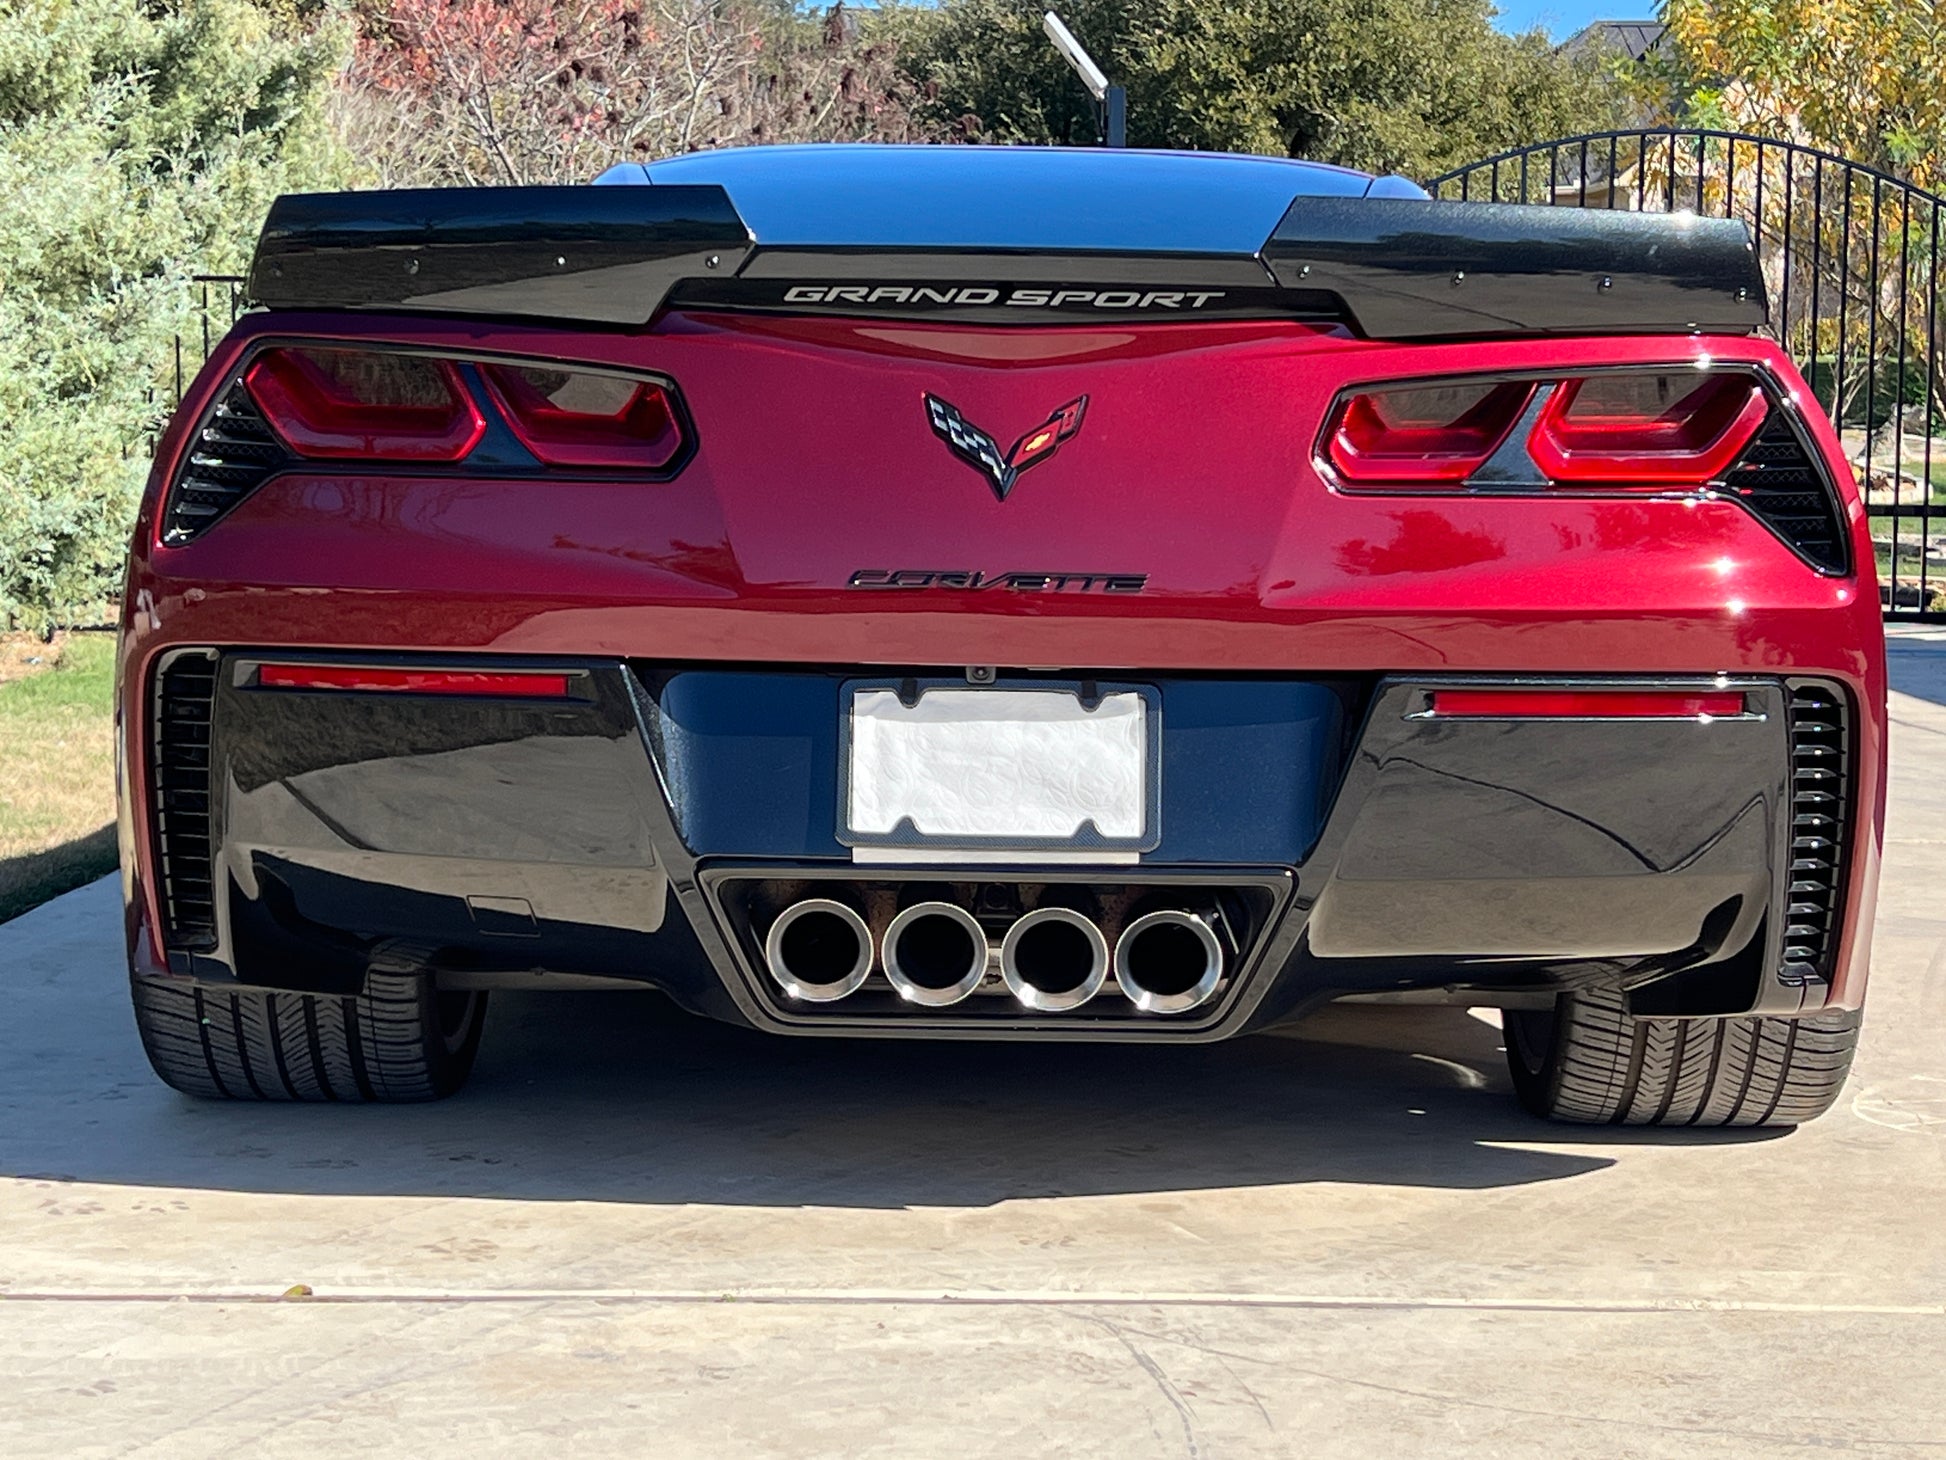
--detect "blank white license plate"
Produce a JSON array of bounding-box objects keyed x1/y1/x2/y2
[{"x1": 843, "y1": 685, "x2": 1155, "y2": 857}]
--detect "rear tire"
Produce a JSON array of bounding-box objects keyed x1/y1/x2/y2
[
  {"x1": 132, "y1": 964, "x2": 487, "y2": 1102},
  {"x1": 1505, "y1": 988, "x2": 1860, "y2": 1127}
]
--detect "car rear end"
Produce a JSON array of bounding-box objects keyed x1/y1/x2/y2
[{"x1": 119, "y1": 146, "x2": 1884, "y2": 1122}]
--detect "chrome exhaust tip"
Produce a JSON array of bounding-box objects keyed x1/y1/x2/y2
[
  {"x1": 1000, "y1": 907, "x2": 1109, "y2": 1012},
  {"x1": 1114, "y1": 909, "x2": 1225, "y2": 1013},
  {"x1": 882, "y1": 901, "x2": 989, "y2": 1007},
  {"x1": 763, "y1": 898, "x2": 874, "y2": 1003}
]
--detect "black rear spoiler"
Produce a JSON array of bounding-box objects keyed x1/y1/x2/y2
[{"x1": 247, "y1": 187, "x2": 1767, "y2": 339}]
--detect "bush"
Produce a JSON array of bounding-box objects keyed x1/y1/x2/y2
[
  {"x1": 892, "y1": 0, "x2": 1629, "y2": 175},
  {"x1": 0, "y1": 0, "x2": 350, "y2": 631},
  {"x1": 337, "y1": 0, "x2": 935, "y2": 188}
]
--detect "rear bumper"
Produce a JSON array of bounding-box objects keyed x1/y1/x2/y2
[{"x1": 123, "y1": 652, "x2": 1867, "y2": 1038}]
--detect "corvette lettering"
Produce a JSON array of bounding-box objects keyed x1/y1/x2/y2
[
  {"x1": 782, "y1": 285, "x2": 1228, "y2": 310},
  {"x1": 848, "y1": 570, "x2": 1147, "y2": 593}
]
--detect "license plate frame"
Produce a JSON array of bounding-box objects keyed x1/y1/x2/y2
[{"x1": 838, "y1": 679, "x2": 1161, "y2": 862}]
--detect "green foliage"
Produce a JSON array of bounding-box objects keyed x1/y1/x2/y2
[
  {"x1": 1660, "y1": 0, "x2": 1944, "y2": 192},
  {"x1": 892, "y1": 0, "x2": 1629, "y2": 175},
  {"x1": 1645, "y1": 0, "x2": 1946, "y2": 442},
  {"x1": 0, "y1": 631, "x2": 118, "y2": 924},
  {"x1": 0, "y1": 0, "x2": 351, "y2": 630},
  {"x1": 0, "y1": 630, "x2": 115, "y2": 717}
]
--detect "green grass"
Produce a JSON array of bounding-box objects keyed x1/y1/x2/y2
[{"x1": 0, "y1": 632, "x2": 118, "y2": 923}]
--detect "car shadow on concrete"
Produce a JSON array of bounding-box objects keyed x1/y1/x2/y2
[
  {"x1": 1887, "y1": 628, "x2": 1946, "y2": 707},
  {"x1": 3, "y1": 969, "x2": 1783, "y2": 1208}
]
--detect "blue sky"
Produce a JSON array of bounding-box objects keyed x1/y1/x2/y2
[{"x1": 1491, "y1": 0, "x2": 1653, "y2": 39}]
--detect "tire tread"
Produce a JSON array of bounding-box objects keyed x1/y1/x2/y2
[
  {"x1": 132, "y1": 970, "x2": 483, "y2": 1104},
  {"x1": 1511, "y1": 988, "x2": 1860, "y2": 1128}
]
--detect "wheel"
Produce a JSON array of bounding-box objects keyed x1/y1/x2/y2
[
  {"x1": 132, "y1": 962, "x2": 487, "y2": 1102},
  {"x1": 1504, "y1": 987, "x2": 1861, "y2": 1127}
]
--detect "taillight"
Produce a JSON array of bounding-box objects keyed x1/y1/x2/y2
[
  {"x1": 1527, "y1": 372, "x2": 1768, "y2": 483},
  {"x1": 1326, "y1": 381, "x2": 1534, "y2": 485},
  {"x1": 162, "y1": 344, "x2": 697, "y2": 547},
  {"x1": 1316, "y1": 366, "x2": 1847, "y2": 571},
  {"x1": 255, "y1": 665, "x2": 573, "y2": 697},
  {"x1": 1323, "y1": 369, "x2": 1776, "y2": 493},
  {"x1": 481, "y1": 364, "x2": 685, "y2": 471},
  {"x1": 1430, "y1": 689, "x2": 1747, "y2": 719},
  {"x1": 244, "y1": 347, "x2": 485, "y2": 462}
]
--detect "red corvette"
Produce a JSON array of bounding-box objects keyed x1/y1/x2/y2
[{"x1": 120, "y1": 145, "x2": 1884, "y2": 1124}]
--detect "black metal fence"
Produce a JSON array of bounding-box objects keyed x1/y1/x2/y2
[
  {"x1": 1426, "y1": 129, "x2": 1946, "y2": 619},
  {"x1": 157, "y1": 275, "x2": 246, "y2": 449}
]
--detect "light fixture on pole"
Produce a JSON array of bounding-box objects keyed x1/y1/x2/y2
[{"x1": 1042, "y1": 11, "x2": 1125, "y2": 148}]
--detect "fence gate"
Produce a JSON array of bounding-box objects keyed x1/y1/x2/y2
[{"x1": 1426, "y1": 129, "x2": 1946, "y2": 620}]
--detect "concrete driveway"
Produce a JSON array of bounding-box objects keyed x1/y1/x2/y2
[{"x1": 3, "y1": 633, "x2": 1944, "y2": 1458}]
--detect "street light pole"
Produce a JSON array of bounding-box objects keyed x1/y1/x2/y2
[{"x1": 1041, "y1": 11, "x2": 1126, "y2": 148}]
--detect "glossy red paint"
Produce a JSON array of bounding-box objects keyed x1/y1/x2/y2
[
  {"x1": 254, "y1": 664, "x2": 574, "y2": 697},
  {"x1": 120, "y1": 309, "x2": 1887, "y2": 1008},
  {"x1": 1429, "y1": 689, "x2": 1748, "y2": 719}
]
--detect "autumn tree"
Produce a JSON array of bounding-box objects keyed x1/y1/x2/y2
[
  {"x1": 1661, "y1": 0, "x2": 1943, "y2": 192},
  {"x1": 1654, "y1": 0, "x2": 1944, "y2": 475},
  {"x1": 1631, "y1": 0, "x2": 1943, "y2": 600},
  {"x1": 338, "y1": 0, "x2": 936, "y2": 188}
]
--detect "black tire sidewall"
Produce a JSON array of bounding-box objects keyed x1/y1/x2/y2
[{"x1": 1503, "y1": 1002, "x2": 1564, "y2": 1116}]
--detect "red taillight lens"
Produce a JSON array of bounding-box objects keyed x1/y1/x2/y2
[
  {"x1": 1326, "y1": 381, "x2": 1534, "y2": 486},
  {"x1": 1430, "y1": 689, "x2": 1746, "y2": 719},
  {"x1": 1527, "y1": 372, "x2": 1768, "y2": 483},
  {"x1": 481, "y1": 364, "x2": 684, "y2": 471},
  {"x1": 256, "y1": 665, "x2": 572, "y2": 697},
  {"x1": 244, "y1": 348, "x2": 485, "y2": 462}
]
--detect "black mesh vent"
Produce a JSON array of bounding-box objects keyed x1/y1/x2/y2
[
  {"x1": 1781, "y1": 681, "x2": 1849, "y2": 985},
  {"x1": 152, "y1": 652, "x2": 219, "y2": 952},
  {"x1": 1719, "y1": 413, "x2": 1848, "y2": 573},
  {"x1": 162, "y1": 383, "x2": 286, "y2": 544}
]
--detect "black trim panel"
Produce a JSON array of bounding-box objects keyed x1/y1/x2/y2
[
  {"x1": 243, "y1": 186, "x2": 1768, "y2": 337},
  {"x1": 701, "y1": 864, "x2": 1292, "y2": 1036},
  {"x1": 144, "y1": 653, "x2": 1824, "y2": 1037},
  {"x1": 248, "y1": 186, "x2": 754, "y2": 324},
  {"x1": 1265, "y1": 197, "x2": 1766, "y2": 337},
  {"x1": 151, "y1": 650, "x2": 221, "y2": 957}
]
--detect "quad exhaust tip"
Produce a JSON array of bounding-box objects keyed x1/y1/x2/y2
[
  {"x1": 1114, "y1": 909, "x2": 1225, "y2": 1014},
  {"x1": 882, "y1": 901, "x2": 989, "y2": 1007},
  {"x1": 764, "y1": 898, "x2": 874, "y2": 1003},
  {"x1": 1000, "y1": 907, "x2": 1110, "y2": 1012},
  {"x1": 762, "y1": 891, "x2": 1227, "y2": 1015}
]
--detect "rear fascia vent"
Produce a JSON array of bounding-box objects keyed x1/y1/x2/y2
[
  {"x1": 1719, "y1": 411, "x2": 1849, "y2": 574},
  {"x1": 1781, "y1": 680, "x2": 1850, "y2": 984},
  {"x1": 152, "y1": 651, "x2": 220, "y2": 957},
  {"x1": 161, "y1": 383, "x2": 287, "y2": 545}
]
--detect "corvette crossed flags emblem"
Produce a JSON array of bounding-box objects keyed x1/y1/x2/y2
[{"x1": 925, "y1": 394, "x2": 1089, "y2": 501}]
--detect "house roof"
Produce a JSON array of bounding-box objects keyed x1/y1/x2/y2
[{"x1": 1561, "y1": 20, "x2": 1669, "y2": 63}]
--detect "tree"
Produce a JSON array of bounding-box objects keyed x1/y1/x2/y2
[
  {"x1": 0, "y1": 0, "x2": 350, "y2": 629},
  {"x1": 1651, "y1": 0, "x2": 1943, "y2": 502},
  {"x1": 1660, "y1": 0, "x2": 1943, "y2": 193},
  {"x1": 338, "y1": 0, "x2": 935, "y2": 189},
  {"x1": 889, "y1": 0, "x2": 1628, "y2": 177}
]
